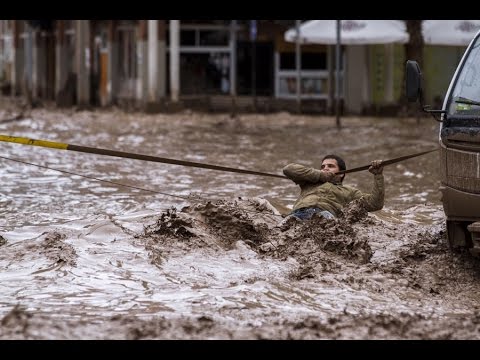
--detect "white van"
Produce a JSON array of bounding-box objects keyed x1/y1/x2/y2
[{"x1": 406, "y1": 30, "x2": 480, "y2": 256}]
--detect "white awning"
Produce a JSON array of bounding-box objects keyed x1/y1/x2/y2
[
  {"x1": 284, "y1": 20, "x2": 409, "y2": 45},
  {"x1": 422, "y1": 20, "x2": 480, "y2": 46}
]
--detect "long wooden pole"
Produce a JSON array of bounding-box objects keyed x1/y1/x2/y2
[
  {"x1": 337, "y1": 149, "x2": 438, "y2": 175},
  {"x1": 0, "y1": 134, "x2": 437, "y2": 178},
  {"x1": 0, "y1": 134, "x2": 287, "y2": 179}
]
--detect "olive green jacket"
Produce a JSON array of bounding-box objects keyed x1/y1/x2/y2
[{"x1": 283, "y1": 163, "x2": 385, "y2": 216}]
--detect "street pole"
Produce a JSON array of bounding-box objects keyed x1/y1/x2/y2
[
  {"x1": 250, "y1": 20, "x2": 257, "y2": 111},
  {"x1": 295, "y1": 20, "x2": 302, "y2": 114},
  {"x1": 230, "y1": 20, "x2": 237, "y2": 118},
  {"x1": 335, "y1": 20, "x2": 342, "y2": 129}
]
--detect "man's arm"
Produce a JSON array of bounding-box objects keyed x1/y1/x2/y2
[
  {"x1": 350, "y1": 160, "x2": 385, "y2": 211},
  {"x1": 365, "y1": 173, "x2": 385, "y2": 211},
  {"x1": 283, "y1": 163, "x2": 332, "y2": 185}
]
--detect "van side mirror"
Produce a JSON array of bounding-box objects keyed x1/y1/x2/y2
[
  {"x1": 406, "y1": 60, "x2": 423, "y2": 103},
  {"x1": 406, "y1": 59, "x2": 446, "y2": 122}
]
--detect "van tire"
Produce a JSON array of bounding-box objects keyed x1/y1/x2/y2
[{"x1": 446, "y1": 220, "x2": 470, "y2": 250}]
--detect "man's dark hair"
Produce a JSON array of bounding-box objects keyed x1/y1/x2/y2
[
  {"x1": 322, "y1": 154, "x2": 346, "y2": 183},
  {"x1": 322, "y1": 154, "x2": 346, "y2": 171}
]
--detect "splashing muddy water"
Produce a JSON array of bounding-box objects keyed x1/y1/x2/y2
[{"x1": 1, "y1": 102, "x2": 480, "y2": 339}]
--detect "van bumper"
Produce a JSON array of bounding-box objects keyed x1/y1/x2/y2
[{"x1": 441, "y1": 185, "x2": 480, "y2": 222}]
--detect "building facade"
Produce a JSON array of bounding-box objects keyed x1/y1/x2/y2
[{"x1": 0, "y1": 20, "x2": 412, "y2": 114}]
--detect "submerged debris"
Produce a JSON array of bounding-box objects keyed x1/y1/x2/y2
[
  {"x1": 41, "y1": 231, "x2": 77, "y2": 267},
  {"x1": 147, "y1": 208, "x2": 196, "y2": 239},
  {"x1": 142, "y1": 197, "x2": 373, "y2": 266}
]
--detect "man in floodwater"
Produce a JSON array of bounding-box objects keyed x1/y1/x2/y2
[{"x1": 282, "y1": 154, "x2": 384, "y2": 221}]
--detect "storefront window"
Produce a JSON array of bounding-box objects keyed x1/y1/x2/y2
[
  {"x1": 199, "y1": 30, "x2": 229, "y2": 46},
  {"x1": 168, "y1": 23, "x2": 232, "y2": 95},
  {"x1": 275, "y1": 49, "x2": 343, "y2": 99},
  {"x1": 279, "y1": 52, "x2": 327, "y2": 70},
  {"x1": 279, "y1": 77, "x2": 327, "y2": 96}
]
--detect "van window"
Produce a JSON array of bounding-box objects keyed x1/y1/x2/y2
[{"x1": 448, "y1": 37, "x2": 480, "y2": 116}]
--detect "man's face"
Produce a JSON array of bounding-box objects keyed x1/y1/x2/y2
[{"x1": 320, "y1": 158, "x2": 340, "y2": 173}]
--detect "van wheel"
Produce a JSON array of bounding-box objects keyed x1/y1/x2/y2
[{"x1": 446, "y1": 220, "x2": 470, "y2": 250}]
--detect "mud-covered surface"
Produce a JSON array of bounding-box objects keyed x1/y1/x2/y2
[
  {"x1": 143, "y1": 198, "x2": 372, "y2": 266},
  {"x1": 2, "y1": 99, "x2": 480, "y2": 339}
]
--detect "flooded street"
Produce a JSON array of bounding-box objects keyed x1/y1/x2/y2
[{"x1": 1, "y1": 101, "x2": 480, "y2": 339}]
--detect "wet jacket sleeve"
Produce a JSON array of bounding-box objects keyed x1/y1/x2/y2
[
  {"x1": 283, "y1": 163, "x2": 330, "y2": 185},
  {"x1": 350, "y1": 174, "x2": 385, "y2": 211}
]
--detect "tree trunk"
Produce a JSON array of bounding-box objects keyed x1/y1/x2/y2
[
  {"x1": 400, "y1": 20, "x2": 424, "y2": 113},
  {"x1": 405, "y1": 20, "x2": 424, "y2": 67}
]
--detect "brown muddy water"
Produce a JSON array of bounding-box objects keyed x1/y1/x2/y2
[{"x1": 1, "y1": 101, "x2": 480, "y2": 340}]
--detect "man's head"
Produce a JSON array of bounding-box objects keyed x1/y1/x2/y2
[{"x1": 321, "y1": 154, "x2": 346, "y2": 183}]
